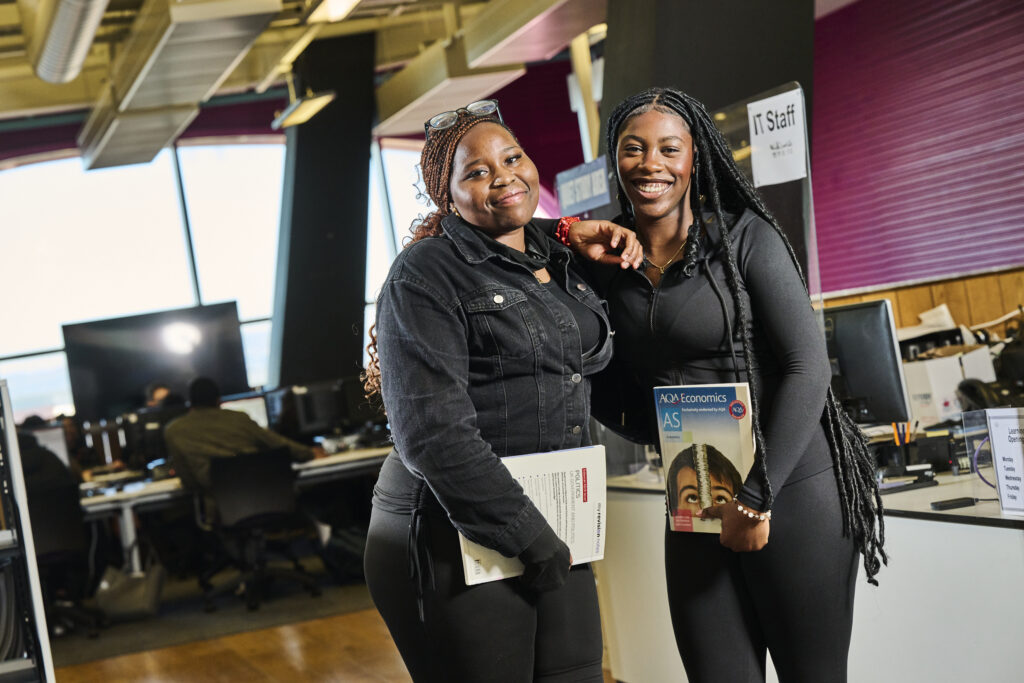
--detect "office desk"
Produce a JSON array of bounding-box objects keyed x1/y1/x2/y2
[
  {"x1": 596, "y1": 471, "x2": 1024, "y2": 683},
  {"x1": 81, "y1": 446, "x2": 391, "y2": 572}
]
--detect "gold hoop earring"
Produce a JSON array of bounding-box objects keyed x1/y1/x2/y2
[{"x1": 449, "y1": 203, "x2": 460, "y2": 217}]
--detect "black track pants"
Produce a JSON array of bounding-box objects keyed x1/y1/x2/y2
[
  {"x1": 665, "y1": 467, "x2": 859, "y2": 683},
  {"x1": 364, "y1": 506, "x2": 604, "y2": 683}
]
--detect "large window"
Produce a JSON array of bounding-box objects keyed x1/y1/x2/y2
[
  {"x1": 0, "y1": 150, "x2": 194, "y2": 357},
  {"x1": 0, "y1": 354, "x2": 74, "y2": 424},
  {"x1": 0, "y1": 142, "x2": 285, "y2": 418},
  {"x1": 176, "y1": 143, "x2": 285, "y2": 390},
  {"x1": 176, "y1": 144, "x2": 284, "y2": 321}
]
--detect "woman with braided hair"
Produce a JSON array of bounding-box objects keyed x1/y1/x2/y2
[
  {"x1": 567, "y1": 87, "x2": 885, "y2": 682},
  {"x1": 362, "y1": 100, "x2": 640, "y2": 682}
]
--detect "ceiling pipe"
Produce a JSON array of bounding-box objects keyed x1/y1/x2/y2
[{"x1": 19, "y1": 0, "x2": 112, "y2": 83}]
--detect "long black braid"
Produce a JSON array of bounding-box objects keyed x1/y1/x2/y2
[{"x1": 607, "y1": 87, "x2": 886, "y2": 585}]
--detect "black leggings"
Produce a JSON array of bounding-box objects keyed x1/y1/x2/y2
[
  {"x1": 364, "y1": 506, "x2": 604, "y2": 683},
  {"x1": 665, "y1": 467, "x2": 858, "y2": 683}
]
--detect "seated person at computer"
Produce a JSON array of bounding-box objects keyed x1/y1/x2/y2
[
  {"x1": 18, "y1": 417, "x2": 79, "y2": 493},
  {"x1": 17, "y1": 421, "x2": 95, "y2": 628},
  {"x1": 165, "y1": 377, "x2": 325, "y2": 520}
]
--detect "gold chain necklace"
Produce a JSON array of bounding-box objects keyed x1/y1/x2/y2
[{"x1": 643, "y1": 239, "x2": 687, "y2": 275}]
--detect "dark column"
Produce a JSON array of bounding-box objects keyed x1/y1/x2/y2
[{"x1": 268, "y1": 33, "x2": 376, "y2": 388}]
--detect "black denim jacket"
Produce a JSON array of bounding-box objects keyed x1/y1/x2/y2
[{"x1": 373, "y1": 215, "x2": 614, "y2": 557}]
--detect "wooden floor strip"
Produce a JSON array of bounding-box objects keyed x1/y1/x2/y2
[
  {"x1": 55, "y1": 609, "x2": 410, "y2": 683},
  {"x1": 55, "y1": 608, "x2": 616, "y2": 682}
]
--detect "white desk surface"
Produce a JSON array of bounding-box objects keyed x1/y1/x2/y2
[
  {"x1": 607, "y1": 469, "x2": 1022, "y2": 529},
  {"x1": 80, "y1": 446, "x2": 392, "y2": 509}
]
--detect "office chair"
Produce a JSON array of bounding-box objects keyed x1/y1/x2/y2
[
  {"x1": 202, "y1": 447, "x2": 322, "y2": 611},
  {"x1": 26, "y1": 482, "x2": 104, "y2": 638}
]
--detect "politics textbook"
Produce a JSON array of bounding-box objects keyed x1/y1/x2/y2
[
  {"x1": 458, "y1": 445, "x2": 606, "y2": 585},
  {"x1": 654, "y1": 384, "x2": 755, "y2": 533}
]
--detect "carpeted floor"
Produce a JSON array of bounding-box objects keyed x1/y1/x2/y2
[{"x1": 50, "y1": 558, "x2": 375, "y2": 668}]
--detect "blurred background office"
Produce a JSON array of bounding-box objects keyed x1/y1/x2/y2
[{"x1": 0, "y1": 0, "x2": 1023, "y2": 682}]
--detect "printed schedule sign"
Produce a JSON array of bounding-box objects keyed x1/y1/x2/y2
[
  {"x1": 986, "y1": 408, "x2": 1024, "y2": 515},
  {"x1": 746, "y1": 89, "x2": 807, "y2": 188}
]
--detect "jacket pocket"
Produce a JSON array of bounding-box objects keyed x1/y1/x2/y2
[{"x1": 463, "y1": 286, "x2": 538, "y2": 361}]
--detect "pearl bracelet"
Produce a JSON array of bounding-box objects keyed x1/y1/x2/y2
[{"x1": 735, "y1": 502, "x2": 771, "y2": 522}]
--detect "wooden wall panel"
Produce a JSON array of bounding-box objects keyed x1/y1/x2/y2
[
  {"x1": 895, "y1": 288, "x2": 935, "y2": 328},
  {"x1": 929, "y1": 281, "x2": 970, "y2": 329},
  {"x1": 964, "y1": 274, "x2": 1008, "y2": 337},
  {"x1": 823, "y1": 266, "x2": 1024, "y2": 338},
  {"x1": 1000, "y1": 271, "x2": 1024, "y2": 313}
]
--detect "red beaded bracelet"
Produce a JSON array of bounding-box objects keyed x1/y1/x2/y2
[{"x1": 555, "y1": 216, "x2": 580, "y2": 246}]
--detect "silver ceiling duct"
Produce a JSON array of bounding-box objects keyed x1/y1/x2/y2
[{"x1": 18, "y1": 0, "x2": 112, "y2": 84}]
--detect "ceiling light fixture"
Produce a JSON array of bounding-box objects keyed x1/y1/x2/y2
[
  {"x1": 308, "y1": 0, "x2": 361, "y2": 24},
  {"x1": 271, "y1": 70, "x2": 336, "y2": 130}
]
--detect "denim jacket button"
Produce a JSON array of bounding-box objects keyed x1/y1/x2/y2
[
  {"x1": 571, "y1": 425, "x2": 582, "y2": 435},
  {"x1": 571, "y1": 373, "x2": 582, "y2": 384},
  {"x1": 493, "y1": 294, "x2": 504, "y2": 304},
  {"x1": 576, "y1": 283, "x2": 587, "y2": 291}
]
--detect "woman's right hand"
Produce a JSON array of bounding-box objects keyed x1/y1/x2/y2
[
  {"x1": 569, "y1": 220, "x2": 644, "y2": 270},
  {"x1": 700, "y1": 502, "x2": 770, "y2": 552},
  {"x1": 518, "y1": 526, "x2": 572, "y2": 593}
]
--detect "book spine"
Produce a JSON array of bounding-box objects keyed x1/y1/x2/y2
[{"x1": 694, "y1": 443, "x2": 713, "y2": 511}]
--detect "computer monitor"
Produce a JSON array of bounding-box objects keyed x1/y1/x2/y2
[
  {"x1": 63, "y1": 302, "x2": 250, "y2": 422},
  {"x1": 121, "y1": 402, "x2": 188, "y2": 470},
  {"x1": 823, "y1": 300, "x2": 911, "y2": 424},
  {"x1": 265, "y1": 376, "x2": 385, "y2": 440},
  {"x1": 220, "y1": 394, "x2": 269, "y2": 428},
  {"x1": 29, "y1": 425, "x2": 70, "y2": 468}
]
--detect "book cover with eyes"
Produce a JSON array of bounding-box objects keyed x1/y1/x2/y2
[{"x1": 653, "y1": 383, "x2": 756, "y2": 533}]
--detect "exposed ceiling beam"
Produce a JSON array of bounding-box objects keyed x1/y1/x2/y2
[
  {"x1": 243, "y1": 3, "x2": 487, "y2": 94},
  {"x1": 375, "y1": 34, "x2": 524, "y2": 136},
  {"x1": 462, "y1": 0, "x2": 605, "y2": 69},
  {"x1": 0, "y1": 55, "x2": 106, "y2": 119}
]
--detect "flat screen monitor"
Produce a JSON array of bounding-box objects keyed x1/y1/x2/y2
[
  {"x1": 265, "y1": 375, "x2": 385, "y2": 440},
  {"x1": 823, "y1": 300, "x2": 911, "y2": 424},
  {"x1": 220, "y1": 394, "x2": 269, "y2": 428},
  {"x1": 63, "y1": 302, "x2": 249, "y2": 422},
  {"x1": 122, "y1": 403, "x2": 188, "y2": 469},
  {"x1": 29, "y1": 426, "x2": 70, "y2": 468}
]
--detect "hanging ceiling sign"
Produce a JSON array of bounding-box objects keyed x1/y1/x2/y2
[{"x1": 556, "y1": 156, "x2": 611, "y2": 216}]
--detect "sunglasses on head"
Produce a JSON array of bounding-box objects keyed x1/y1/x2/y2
[{"x1": 423, "y1": 99, "x2": 503, "y2": 137}]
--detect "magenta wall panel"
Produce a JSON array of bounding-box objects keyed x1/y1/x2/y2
[{"x1": 813, "y1": 0, "x2": 1024, "y2": 293}]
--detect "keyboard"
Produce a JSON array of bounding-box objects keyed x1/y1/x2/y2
[
  {"x1": 878, "y1": 479, "x2": 938, "y2": 495},
  {"x1": 861, "y1": 424, "x2": 896, "y2": 439}
]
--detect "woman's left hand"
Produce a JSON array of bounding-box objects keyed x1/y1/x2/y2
[
  {"x1": 569, "y1": 220, "x2": 644, "y2": 269},
  {"x1": 700, "y1": 502, "x2": 770, "y2": 552}
]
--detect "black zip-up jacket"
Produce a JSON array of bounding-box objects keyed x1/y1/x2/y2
[
  {"x1": 589, "y1": 209, "x2": 833, "y2": 510},
  {"x1": 372, "y1": 215, "x2": 614, "y2": 558}
]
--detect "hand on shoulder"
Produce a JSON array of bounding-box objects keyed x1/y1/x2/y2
[{"x1": 568, "y1": 219, "x2": 644, "y2": 270}]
